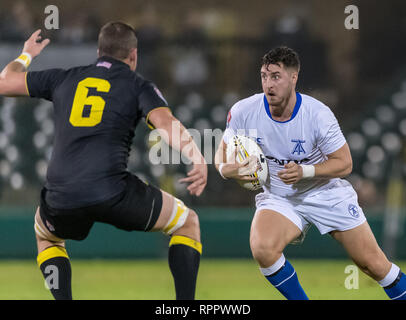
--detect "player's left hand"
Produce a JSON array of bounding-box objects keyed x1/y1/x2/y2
[
  {"x1": 277, "y1": 161, "x2": 303, "y2": 185},
  {"x1": 22, "y1": 29, "x2": 50, "y2": 59}
]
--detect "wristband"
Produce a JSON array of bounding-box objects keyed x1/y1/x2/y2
[
  {"x1": 300, "y1": 164, "x2": 315, "y2": 178},
  {"x1": 14, "y1": 52, "x2": 32, "y2": 69},
  {"x1": 218, "y1": 163, "x2": 227, "y2": 180}
]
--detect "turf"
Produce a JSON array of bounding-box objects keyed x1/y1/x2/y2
[{"x1": 0, "y1": 259, "x2": 403, "y2": 300}]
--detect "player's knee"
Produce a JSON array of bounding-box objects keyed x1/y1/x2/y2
[
  {"x1": 185, "y1": 209, "x2": 200, "y2": 231},
  {"x1": 175, "y1": 209, "x2": 201, "y2": 242},
  {"x1": 250, "y1": 237, "x2": 283, "y2": 267}
]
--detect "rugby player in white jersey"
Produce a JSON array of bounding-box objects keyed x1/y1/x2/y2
[{"x1": 215, "y1": 46, "x2": 406, "y2": 300}]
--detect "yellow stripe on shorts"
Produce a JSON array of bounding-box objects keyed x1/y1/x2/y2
[
  {"x1": 169, "y1": 235, "x2": 202, "y2": 254},
  {"x1": 37, "y1": 246, "x2": 69, "y2": 267}
]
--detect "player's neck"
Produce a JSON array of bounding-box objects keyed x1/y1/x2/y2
[{"x1": 270, "y1": 91, "x2": 296, "y2": 122}]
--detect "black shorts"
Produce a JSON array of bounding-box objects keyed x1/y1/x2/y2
[{"x1": 39, "y1": 174, "x2": 163, "y2": 241}]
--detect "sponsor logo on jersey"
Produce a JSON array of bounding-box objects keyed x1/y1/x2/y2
[
  {"x1": 291, "y1": 139, "x2": 306, "y2": 155},
  {"x1": 265, "y1": 156, "x2": 310, "y2": 166}
]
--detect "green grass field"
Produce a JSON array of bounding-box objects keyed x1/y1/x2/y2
[{"x1": 0, "y1": 259, "x2": 403, "y2": 300}]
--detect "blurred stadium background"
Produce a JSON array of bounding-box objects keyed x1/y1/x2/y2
[{"x1": 0, "y1": 0, "x2": 406, "y2": 299}]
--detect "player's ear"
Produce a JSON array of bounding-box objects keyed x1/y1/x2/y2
[
  {"x1": 291, "y1": 70, "x2": 299, "y2": 85},
  {"x1": 129, "y1": 48, "x2": 137, "y2": 59},
  {"x1": 129, "y1": 48, "x2": 137, "y2": 71}
]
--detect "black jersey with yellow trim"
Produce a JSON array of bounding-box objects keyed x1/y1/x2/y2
[{"x1": 26, "y1": 56, "x2": 168, "y2": 209}]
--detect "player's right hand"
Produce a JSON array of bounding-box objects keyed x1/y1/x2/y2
[
  {"x1": 22, "y1": 30, "x2": 50, "y2": 58},
  {"x1": 179, "y1": 159, "x2": 208, "y2": 197}
]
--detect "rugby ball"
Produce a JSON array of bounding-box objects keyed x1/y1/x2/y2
[{"x1": 226, "y1": 135, "x2": 268, "y2": 191}]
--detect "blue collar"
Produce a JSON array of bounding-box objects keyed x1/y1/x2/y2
[{"x1": 263, "y1": 92, "x2": 302, "y2": 123}]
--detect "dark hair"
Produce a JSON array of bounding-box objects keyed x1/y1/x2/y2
[
  {"x1": 262, "y1": 46, "x2": 300, "y2": 71},
  {"x1": 98, "y1": 22, "x2": 138, "y2": 60}
]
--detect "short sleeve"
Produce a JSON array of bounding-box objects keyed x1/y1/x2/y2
[
  {"x1": 316, "y1": 107, "x2": 347, "y2": 155},
  {"x1": 138, "y1": 81, "x2": 169, "y2": 126},
  {"x1": 223, "y1": 102, "x2": 243, "y2": 144},
  {"x1": 26, "y1": 69, "x2": 66, "y2": 101}
]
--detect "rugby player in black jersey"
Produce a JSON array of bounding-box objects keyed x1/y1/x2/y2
[{"x1": 0, "y1": 22, "x2": 207, "y2": 300}]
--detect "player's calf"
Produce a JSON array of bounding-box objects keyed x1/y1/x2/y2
[
  {"x1": 356, "y1": 255, "x2": 406, "y2": 300},
  {"x1": 168, "y1": 210, "x2": 202, "y2": 300},
  {"x1": 251, "y1": 239, "x2": 309, "y2": 300},
  {"x1": 250, "y1": 210, "x2": 308, "y2": 300},
  {"x1": 352, "y1": 249, "x2": 391, "y2": 281},
  {"x1": 155, "y1": 192, "x2": 202, "y2": 300},
  {"x1": 34, "y1": 208, "x2": 72, "y2": 300},
  {"x1": 331, "y1": 223, "x2": 406, "y2": 300}
]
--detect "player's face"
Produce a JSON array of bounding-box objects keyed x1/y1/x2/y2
[{"x1": 261, "y1": 63, "x2": 296, "y2": 107}]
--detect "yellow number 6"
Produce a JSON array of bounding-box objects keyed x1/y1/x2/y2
[{"x1": 69, "y1": 77, "x2": 111, "y2": 127}]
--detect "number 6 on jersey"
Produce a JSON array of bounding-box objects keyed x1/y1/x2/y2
[{"x1": 69, "y1": 77, "x2": 111, "y2": 127}]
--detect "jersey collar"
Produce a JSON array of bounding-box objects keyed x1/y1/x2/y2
[
  {"x1": 96, "y1": 56, "x2": 130, "y2": 69},
  {"x1": 263, "y1": 92, "x2": 302, "y2": 123}
]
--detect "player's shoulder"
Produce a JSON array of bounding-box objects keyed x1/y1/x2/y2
[
  {"x1": 57, "y1": 63, "x2": 96, "y2": 79},
  {"x1": 133, "y1": 73, "x2": 164, "y2": 98},
  {"x1": 300, "y1": 93, "x2": 335, "y2": 117},
  {"x1": 299, "y1": 93, "x2": 339, "y2": 132},
  {"x1": 229, "y1": 93, "x2": 263, "y2": 117},
  {"x1": 300, "y1": 93, "x2": 329, "y2": 111},
  {"x1": 134, "y1": 72, "x2": 152, "y2": 89}
]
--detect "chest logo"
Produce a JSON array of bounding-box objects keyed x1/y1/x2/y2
[{"x1": 291, "y1": 139, "x2": 306, "y2": 155}]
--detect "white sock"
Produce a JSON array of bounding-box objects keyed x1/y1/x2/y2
[
  {"x1": 259, "y1": 254, "x2": 286, "y2": 276},
  {"x1": 378, "y1": 263, "x2": 400, "y2": 287}
]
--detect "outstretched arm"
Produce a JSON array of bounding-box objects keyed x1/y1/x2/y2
[
  {"x1": 0, "y1": 29, "x2": 50, "y2": 97},
  {"x1": 148, "y1": 107, "x2": 208, "y2": 196}
]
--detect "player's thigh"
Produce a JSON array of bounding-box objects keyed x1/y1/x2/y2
[
  {"x1": 151, "y1": 190, "x2": 200, "y2": 240},
  {"x1": 250, "y1": 209, "x2": 302, "y2": 255},
  {"x1": 34, "y1": 207, "x2": 65, "y2": 252},
  {"x1": 97, "y1": 175, "x2": 195, "y2": 237},
  {"x1": 330, "y1": 221, "x2": 391, "y2": 278},
  {"x1": 151, "y1": 189, "x2": 175, "y2": 230}
]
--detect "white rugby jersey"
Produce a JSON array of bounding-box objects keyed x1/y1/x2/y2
[{"x1": 223, "y1": 92, "x2": 347, "y2": 197}]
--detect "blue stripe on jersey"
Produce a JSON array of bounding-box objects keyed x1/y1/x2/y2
[{"x1": 263, "y1": 92, "x2": 302, "y2": 123}]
